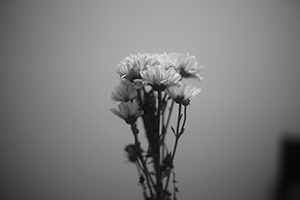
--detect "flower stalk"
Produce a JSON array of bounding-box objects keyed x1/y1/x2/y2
[{"x1": 164, "y1": 105, "x2": 187, "y2": 197}]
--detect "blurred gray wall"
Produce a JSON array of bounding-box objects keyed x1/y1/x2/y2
[{"x1": 1, "y1": 0, "x2": 300, "y2": 200}]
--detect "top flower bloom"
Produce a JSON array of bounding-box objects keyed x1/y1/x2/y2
[
  {"x1": 116, "y1": 53, "x2": 159, "y2": 82},
  {"x1": 156, "y1": 52, "x2": 180, "y2": 69},
  {"x1": 110, "y1": 99, "x2": 143, "y2": 124},
  {"x1": 137, "y1": 65, "x2": 181, "y2": 91},
  {"x1": 165, "y1": 82, "x2": 201, "y2": 106},
  {"x1": 158, "y1": 52, "x2": 203, "y2": 81}
]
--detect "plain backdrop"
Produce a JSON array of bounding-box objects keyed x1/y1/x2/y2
[{"x1": 1, "y1": 1, "x2": 300, "y2": 200}]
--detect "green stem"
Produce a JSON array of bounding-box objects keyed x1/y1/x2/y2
[
  {"x1": 180, "y1": 106, "x2": 188, "y2": 136},
  {"x1": 156, "y1": 91, "x2": 162, "y2": 199},
  {"x1": 176, "y1": 104, "x2": 182, "y2": 137},
  {"x1": 161, "y1": 100, "x2": 174, "y2": 140},
  {"x1": 136, "y1": 158, "x2": 155, "y2": 198},
  {"x1": 163, "y1": 103, "x2": 182, "y2": 196},
  {"x1": 131, "y1": 124, "x2": 155, "y2": 198},
  {"x1": 165, "y1": 100, "x2": 174, "y2": 135},
  {"x1": 161, "y1": 99, "x2": 174, "y2": 176},
  {"x1": 135, "y1": 161, "x2": 147, "y2": 195},
  {"x1": 161, "y1": 93, "x2": 167, "y2": 136}
]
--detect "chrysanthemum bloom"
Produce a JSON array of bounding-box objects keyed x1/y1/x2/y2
[
  {"x1": 110, "y1": 99, "x2": 144, "y2": 124},
  {"x1": 116, "y1": 53, "x2": 158, "y2": 82},
  {"x1": 156, "y1": 52, "x2": 181, "y2": 69},
  {"x1": 175, "y1": 53, "x2": 203, "y2": 81},
  {"x1": 137, "y1": 65, "x2": 181, "y2": 91},
  {"x1": 158, "y1": 52, "x2": 203, "y2": 81},
  {"x1": 116, "y1": 58, "x2": 140, "y2": 82},
  {"x1": 165, "y1": 82, "x2": 201, "y2": 106},
  {"x1": 110, "y1": 80, "x2": 137, "y2": 102},
  {"x1": 130, "y1": 53, "x2": 160, "y2": 68}
]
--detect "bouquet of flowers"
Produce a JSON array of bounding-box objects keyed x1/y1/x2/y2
[{"x1": 110, "y1": 52, "x2": 203, "y2": 200}]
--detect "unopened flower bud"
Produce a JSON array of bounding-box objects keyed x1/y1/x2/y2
[{"x1": 124, "y1": 144, "x2": 137, "y2": 162}]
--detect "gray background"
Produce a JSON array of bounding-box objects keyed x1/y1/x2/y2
[{"x1": 1, "y1": 0, "x2": 300, "y2": 200}]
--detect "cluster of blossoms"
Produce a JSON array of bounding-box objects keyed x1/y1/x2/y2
[{"x1": 110, "y1": 52, "x2": 203, "y2": 200}]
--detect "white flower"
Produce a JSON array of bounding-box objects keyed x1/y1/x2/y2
[
  {"x1": 157, "y1": 52, "x2": 203, "y2": 81},
  {"x1": 110, "y1": 99, "x2": 144, "y2": 124},
  {"x1": 116, "y1": 53, "x2": 159, "y2": 82},
  {"x1": 175, "y1": 53, "x2": 203, "y2": 81},
  {"x1": 165, "y1": 82, "x2": 201, "y2": 106},
  {"x1": 156, "y1": 52, "x2": 181, "y2": 69},
  {"x1": 116, "y1": 58, "x2": 140, "y2": 82},
  {"x1": 129, "y1": 53, "x2": 160, "y2": 68},
  {"x1": 137, "y1": 65, "x2": 181, "y2": 91},
  {"x1": 110, "y1": 80, "x2": 137, "y2": 102}
]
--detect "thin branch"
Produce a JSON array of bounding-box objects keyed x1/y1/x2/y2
[
  {"x1": 160, "y1": 99, "x2": 174, "y2": 143},
  {"x1": 176, "y1": 104, "x2": 182, "y2": 137},
  {"x1": 135, "y1": 161, "x2": 147, "y2": 195},
  {"x1": 131, "y1": 124, "x2": 155, "y2": 198},
  {"x1": 163, "y1": 103, "x2": 182, "y2": 197},
  {"x1": 179, "y1": 105, "x2": 188, "y2": 137},
  {"x1": 156, "y1": 91, "x2": 162, "y2": 199}
]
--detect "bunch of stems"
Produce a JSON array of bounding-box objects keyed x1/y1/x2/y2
[{"x1": 130, "y1": 87, "x2": 188, "y2": 200}]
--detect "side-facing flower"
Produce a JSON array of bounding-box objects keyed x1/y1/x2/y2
[
  {"x1": 175, "y1": 53, "x2": 203, "y2": 81},
  {"x1": 165, "y1": 82, "x2": 201, "y2": 106},
  {"x1": 116, "y1": 57, "x2": 141, "y2": 82},
  {"x1": 137, "y1": 65, "x2": 181, "y2": 91},
  {"x1": 110, "y1": 79, "x2": 137, "y2": 102},
  {"x1": 157, "y1": 52, "x2": 203, "y2": 81},
  {"x1": 110, "y1": 99, "x2": 144, "y2": 124}
]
